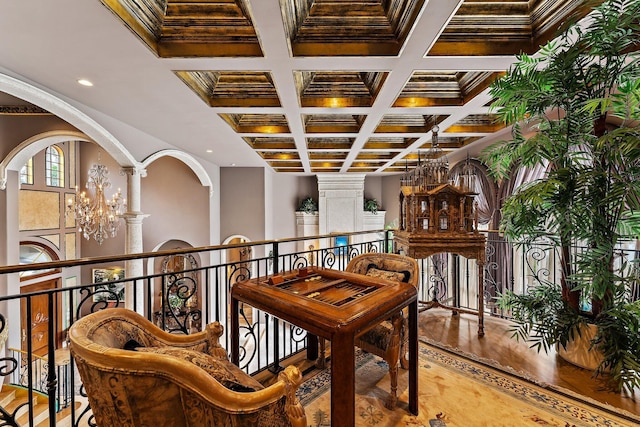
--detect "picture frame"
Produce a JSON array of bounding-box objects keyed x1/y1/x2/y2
[
  {"x1": 333, "y1": 235, "x2": 348, "y2": 255},
  {"x1": 92, "y1": 267, "x2": 125, "y2": 302}
]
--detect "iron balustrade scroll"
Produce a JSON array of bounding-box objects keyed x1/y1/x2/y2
[
  {"x1": 0, "y1": 230, "x2": 639, "y2": 426},
  {"x1": 0, "y1": 230, "x2": 389, "y2": 426}
]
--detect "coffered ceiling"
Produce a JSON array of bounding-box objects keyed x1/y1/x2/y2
[{"x1": 0, "y1": 0, "x2": 601, "y2": 174}]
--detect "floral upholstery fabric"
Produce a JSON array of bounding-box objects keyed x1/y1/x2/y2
[
  {"x1": 358, "y1": 322, "x2": 394, "y2": 348},
  {"x1": 89, "y1": 316, "x2": 210, "y2": 354},
  {"x1": 348, "y1": 255, "x2": 417, "y2": 286},
  {"x1": 89, "y1": 318, "x2": 165, "y2": 349},
  {"x1": 365, "y1": 267, "x2": 410, "y2": 283},
  {"x1": 136, "y1": 346, "x2": 264, "y2": 392}
]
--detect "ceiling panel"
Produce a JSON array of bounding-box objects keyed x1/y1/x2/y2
[{"x1": 1, "y1": 0, "x2": 603, "y2": 175}]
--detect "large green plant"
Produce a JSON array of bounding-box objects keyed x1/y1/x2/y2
[{"x1": 482, "y1": 0, "x2": 640, "y2": 391}]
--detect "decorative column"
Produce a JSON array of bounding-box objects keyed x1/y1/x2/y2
[
  {"x1": 0, "y1": 171, "x2": 21, "y2": 350},
  {"x1": 121, "y1": 166, "x2": 148, "y2": 312}
]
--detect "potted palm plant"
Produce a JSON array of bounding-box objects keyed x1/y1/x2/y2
[{"x1": 482, "y1": 0, "x2": 640, "y2": 392}]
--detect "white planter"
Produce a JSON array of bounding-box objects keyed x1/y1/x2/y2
[
  {"x1": 557, "y1": 323, "x2": 604, "y2": 371},
  {"x1": 295, "y1": 212, "x2": 319, "y2": 252},
  {"x1": 362, "y1": 210, "x2": 386, "y2": 230}
]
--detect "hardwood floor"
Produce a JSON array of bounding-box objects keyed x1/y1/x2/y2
[{"x1": 419, "y1": 308, "x2": 639, "y2": 416}]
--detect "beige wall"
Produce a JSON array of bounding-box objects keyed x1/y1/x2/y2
[
  {"x1": 0, "y1": 115, "x2": 77, "y2": 160},
  {"x1": 363, "y1": 176, "x2": 382, "y2": 208},
  {"x1": 266, "y1": 173, "x2": 319, "y2": 254},
  {"x1": 220, "y1": 167, "x2": 265, "y2": 242},
  {"x1": 142, "y1": 156, "x2": 211, "y2": 250},
  {"x1": 381, "y1": 174, "x2": 402, "y2": 227},
  {"x1": 269, "y1": 173, "x2": 298, "y2": 240},
  {"x1": 296, "y1": 175, "x2": 318, "y2": 206},
  {"x1": 220, "y1": 170, "x2": 321, "y2": 246}
]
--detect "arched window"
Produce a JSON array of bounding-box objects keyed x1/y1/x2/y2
[
  {"x1": 19, "y1": 242, "x2": 59, "y2": 279},
  {"x1": 45, "y1": 145, "x2": 64, "y2": 187},
  {"x1": 20, "y1": 157, "x2": 33, "y2": 185}
]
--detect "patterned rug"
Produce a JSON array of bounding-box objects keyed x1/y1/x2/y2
[{"x1": 297, "y1": 340, "x2": 640, "y2": 427}]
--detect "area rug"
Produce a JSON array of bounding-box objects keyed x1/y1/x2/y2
[{"x1": 297, "y1": 340, "x2": 640, "y2": 427}]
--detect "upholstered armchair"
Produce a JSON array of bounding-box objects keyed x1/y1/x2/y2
[
  {"x1": 346, "y1": 252, "x2": 419, "y2": 409},
  {"x1": 69, "y1": 308, "x2": 307, "y2": 427}
]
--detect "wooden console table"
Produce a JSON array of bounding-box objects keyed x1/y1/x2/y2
[
  {"x1": 394, "y1": 231, "x2": 486, "y2": 336},
  {"x1": 230, "y1": 266, "x2": 418, "y2": 427}
]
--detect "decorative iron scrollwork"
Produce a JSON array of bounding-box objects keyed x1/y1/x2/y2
[{"x1": 157, "y1": 254, "x2": 202, "y2": 334}]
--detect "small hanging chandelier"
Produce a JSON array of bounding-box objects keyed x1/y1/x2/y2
[
  {"x1": 67, "y1": 154, "x2": 126, "y2": 245},
  {"x1": 401, "y1": 120, "x2": 450, "y2": 190}
]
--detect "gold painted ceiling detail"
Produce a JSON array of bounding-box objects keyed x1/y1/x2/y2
[
  {"x1": 220, "y1": 114, "x2": 290, "y2": 133},
  {"x1": 375, "y1": 115, "x2": 444, "y2": 133},
  {"x1": 296, "y1": 71, "x2": 388, "y2": 108},
  {"x1": 307, "y1": 138, "x2": 354, "y2": 150},
  {"x1": 243, "y1": 137, "x2": 297, "y2": 150},
  {"x1": 304, "y1": 114, "x2": 366, "y2": 134},
  {"x1": 176, "y1": 71, "x2": 280, "y2": 107},
  {"x1": 280, "y1": 0, "x2": 427, "y2": 56},
  {"x1": 393, "y1": 72, "x2": 505, "y2": 107},
  {"x1": 429, "y1": 0, "x2": 602, "y2": 55},
  {"x1": 100, "y1": 0, "x2": 262, "y2": 57},
  {"x1": 96, "y1": 0, "x2": 602, "y2": 173}
]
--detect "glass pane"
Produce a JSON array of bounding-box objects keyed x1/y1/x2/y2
[
  {"x1": 45, "y1": 145, "x2": 65, "y2": 187},
  {"x1": 19, "y1": 243, "x2": 55, "y2": 277},
  {"x1": 20, "y1": 157, "x2": 33, "y2": 185}
]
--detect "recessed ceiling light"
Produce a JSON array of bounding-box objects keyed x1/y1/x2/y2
[
  {"x1": 206, "y1": 149, "x2": 213, "y2": 153},
  {"x1": 77, "y1": 79, "x2": 93, "y2": 87}
]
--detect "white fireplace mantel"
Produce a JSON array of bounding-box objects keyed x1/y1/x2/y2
[
  {"x1": 317, "y1": 173, "x2": 366, "y2": 235},
  {"x1": 295, "y1": 175, "x2": 387, "y2": 251}
]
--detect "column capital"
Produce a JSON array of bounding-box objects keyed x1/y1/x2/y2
[
  {"x1": 120, "y1": 166, "x2": 147, "y2": 177},
  {"x1": 121, "y1": 212, "x2": 149, "y2": 224}
]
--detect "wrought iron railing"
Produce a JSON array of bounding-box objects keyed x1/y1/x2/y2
[
  {"x1": 8, "y1": 348, "x2": 72, "y2": 411},
  {"x1": 0, "y1": 229, "x2": 638, "y2": 426}
]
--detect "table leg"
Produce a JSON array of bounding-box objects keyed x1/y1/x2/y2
[
  {"x1": 269, "y1": 317, "x2": 282, "y2": 373},
  {"x1": 230, "y1": 297, "x2": 239, "y2": 365},
  {"x1": 306, "y1": 333, "x2": 320, "y2": 364},
  {"x1": 330, "y1": 333, "x2": 355, "y2": 427},
  {"x1": 307, "y1": 332, "x2": 326, "y2": 369},
  {"x1": 409, "y1": 299, "x2": 418, "y2": 415},
  {"x1": 477, "y1": 261, "x2": 485, "y2": 337}
]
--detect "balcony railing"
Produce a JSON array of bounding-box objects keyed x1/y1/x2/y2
[{"x1": 0, "y1": 229, "x2": 638, "y2": 426}]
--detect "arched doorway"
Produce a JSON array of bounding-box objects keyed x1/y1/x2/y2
[
  {"x1": 19, "y1": 242, "x2": 62, "y2": 358},
  {"x1": 221, "y1": 235, "x2": 260, "y2": 330},
  {"x1": 151, "y1": 240, "x2": 202, "y2": 334},
  {"x1": 222, "y1": 235, "x2": 254, "y2": 285}
]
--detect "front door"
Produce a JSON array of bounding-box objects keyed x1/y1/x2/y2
[{"x1": 20, "y1": 279, "x2": 59, "y2": 358}]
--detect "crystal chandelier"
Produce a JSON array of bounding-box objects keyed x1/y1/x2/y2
[{"x1": 67, "y1": 156, "x2": 126, "y2": 245}]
